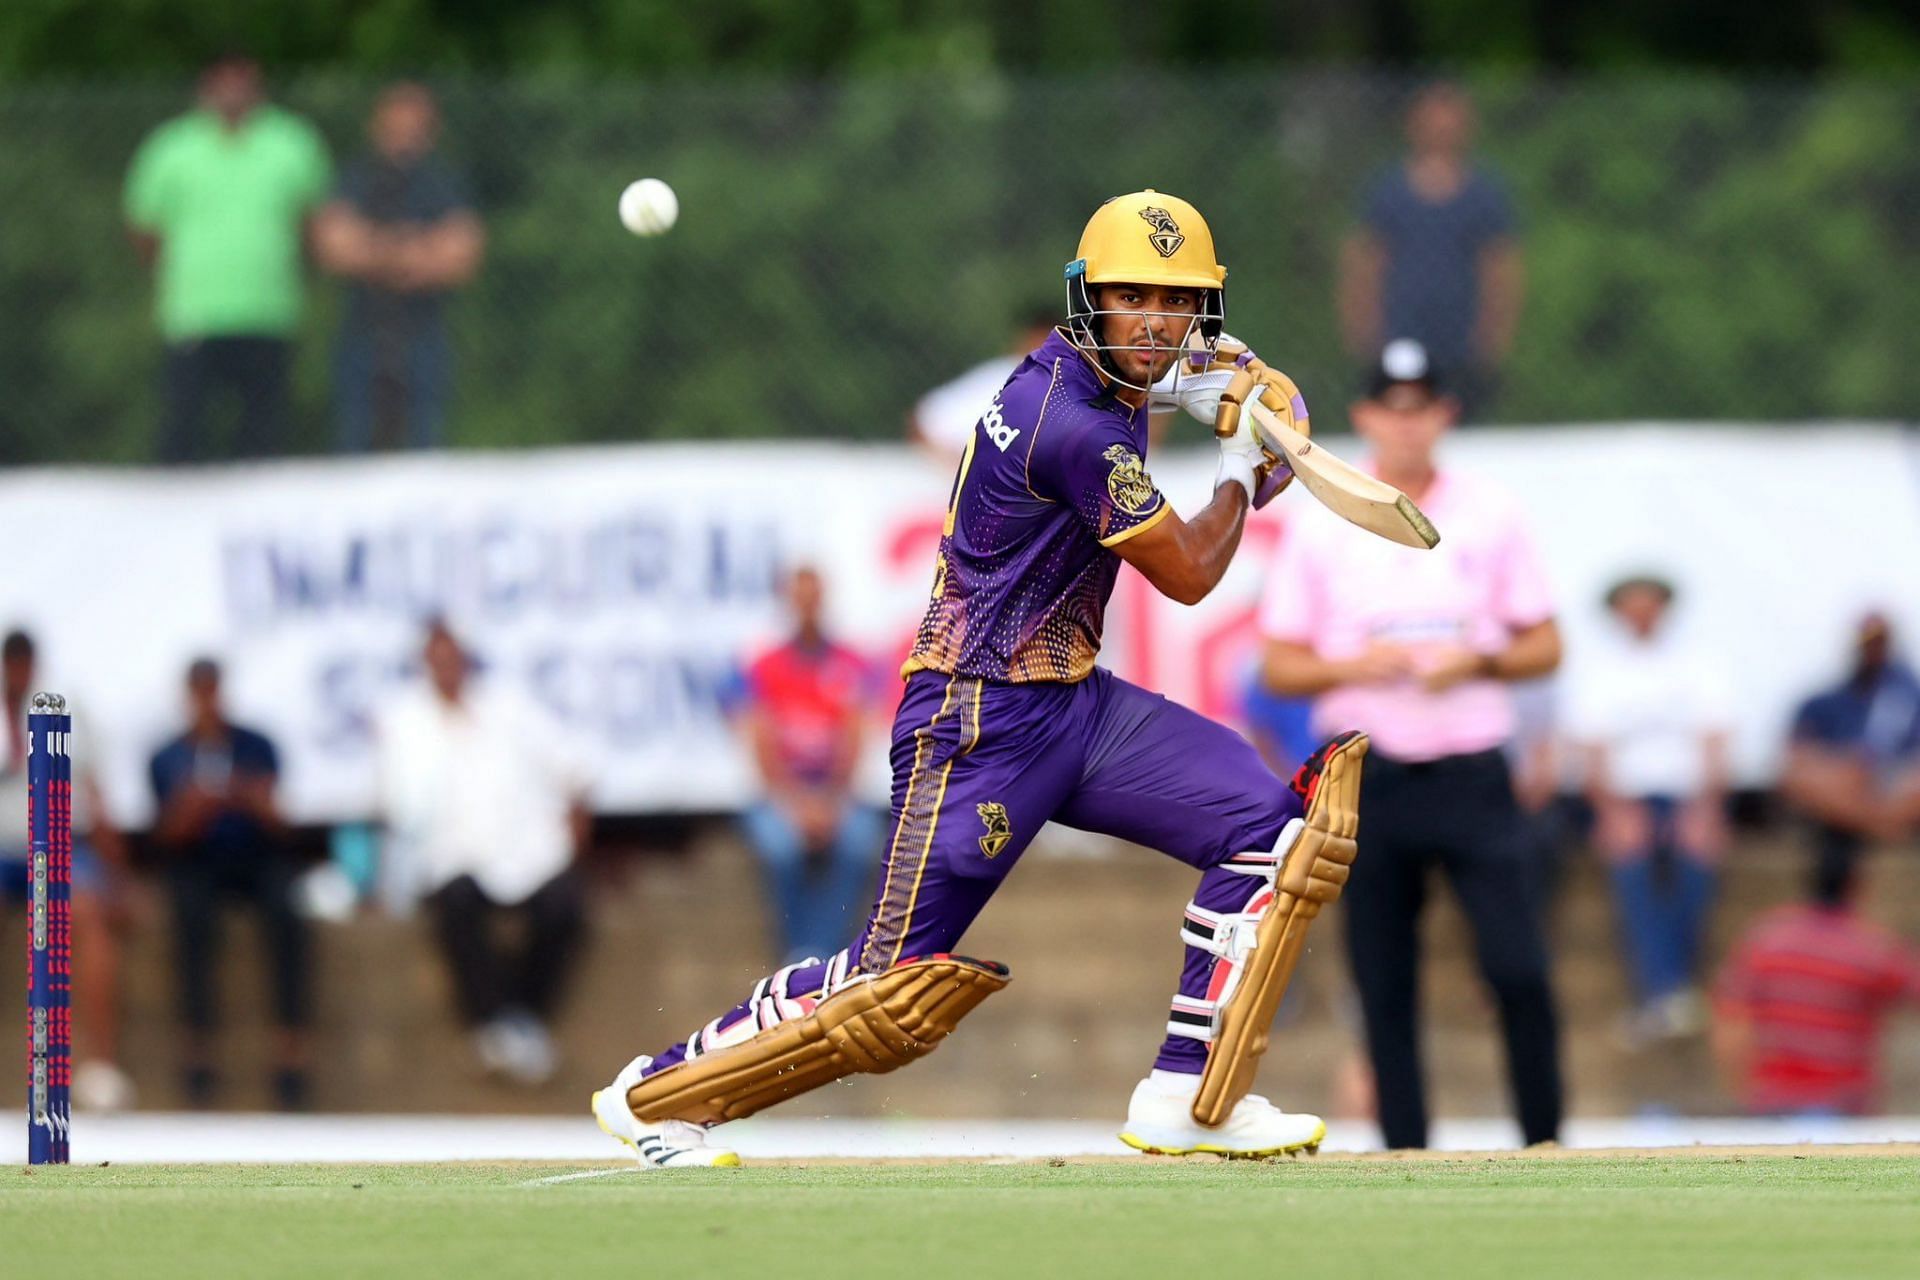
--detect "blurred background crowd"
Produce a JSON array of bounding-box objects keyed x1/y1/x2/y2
[{"x1": 2, "y1": 3, "x2": 1918, "y2": 1137}]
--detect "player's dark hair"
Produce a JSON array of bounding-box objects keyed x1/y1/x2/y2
[
  {"x1": 1810, "y1": 851, "x2": 1856, "y2": 909},
  {"x1": 1, "y1": 629, "x2": 33, "y2": 662},
  {"x1": 186, "y1": 656, "x2": 222, "y2": 687},
  {"x1": 202, "y1": 50, "x2": 260, "y2": 76}
]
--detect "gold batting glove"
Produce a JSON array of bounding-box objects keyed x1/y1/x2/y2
[{"x1": 1209, "y1": 344, "x2": 1309, "y2": 507}]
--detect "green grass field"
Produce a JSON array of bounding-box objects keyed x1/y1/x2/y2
[{"x1": 6, "y1": 1152, "x2": 1918, "y2": 1279}]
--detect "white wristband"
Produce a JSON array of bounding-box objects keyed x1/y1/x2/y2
[{"x1": 1214, "y1": 451, "x2": 1256, "y2": 503}]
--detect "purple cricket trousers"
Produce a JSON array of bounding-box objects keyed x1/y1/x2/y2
[{"x1": 643, "y1": 667, "x2": 1304, "y2": 1080}]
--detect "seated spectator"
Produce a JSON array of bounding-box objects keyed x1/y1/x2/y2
[
  {"x1": 315, "y1": 82, "x2": 484, "y2": 452},
  {"x1": 1781, "y1": 613, "x2": 1920, "y2": 871},
  {"x1": 1565, "y1": 576, "x2": 1731, "y2": 1044},
  {"x1": 1712, "y1": 855, "x2": 1920, "y2": 1116},
  {"x1": 149, "y1": 658, "x2": 309, "y2": 1109},
  {"x1": 1, "y1": 630, "x2": 135, "y2": 1111},
  {"x1": 378, "y1": 619, "x2": 588, "y2": 1085},
  {"x1": 1241, "y1": 661, "x2": 1315, "y2": 779},
  {"x1": 737, "y1": 567, "x2": 882, "y2": 964}
]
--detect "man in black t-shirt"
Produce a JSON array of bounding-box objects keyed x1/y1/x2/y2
[
  {"x1": 316, "y1": 82, "x2": 485, "y2": 451},
  {"x1": 1338, "y1": 83, "x2": 1524, "y2": 420}
]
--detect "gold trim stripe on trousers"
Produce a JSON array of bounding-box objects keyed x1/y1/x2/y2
[{"x1": 860, "y1": 676, "x2": 984, "y2": 974}]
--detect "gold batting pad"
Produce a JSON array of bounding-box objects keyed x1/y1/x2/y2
[
  {"x1": 625, "y1": 955, "x2": 1010, "y2": 1126},
  {"x1": 1193, "y1": 735, "x2": 1365, "y2": 1128}
]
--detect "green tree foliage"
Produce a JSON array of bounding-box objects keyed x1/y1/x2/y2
[{"x1": 3, "y1": 0, "x2": 1919, "y2": 79}]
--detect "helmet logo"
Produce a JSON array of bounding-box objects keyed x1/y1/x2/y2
[{"x1": 1139, "y1": 206, "x2": 1185, "y2": 258}]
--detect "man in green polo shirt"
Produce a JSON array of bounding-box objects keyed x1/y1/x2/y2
[{"x1": 125, "y1": 56, "x2": 332, "y2": 463}]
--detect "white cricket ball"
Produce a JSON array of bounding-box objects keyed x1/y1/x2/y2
[{"x1": 618, "y1": 178, "x2": 678, "y2": 237}]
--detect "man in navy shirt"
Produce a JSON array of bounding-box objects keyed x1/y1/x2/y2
[
  {"x1": 1782, "y1": 614, "x2": 1920, "y2": 875},
  {"x1": 150, "y1": 658, "x2": 311, "y2": 1109},
  {"x1": 315, "y1": 82, "x2": 484, "y2": 451},
  {"x1": 1338, "y1": 82, "x2": 1524, "y2": 419}
]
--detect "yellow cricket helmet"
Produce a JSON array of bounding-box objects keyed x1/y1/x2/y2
[
  {"x1": 1070, "y1": 189, "x2": 1226, "y2": 290},
  {"x1": 1065, "y1": 190, "x2": 1227, "y2": 383}
]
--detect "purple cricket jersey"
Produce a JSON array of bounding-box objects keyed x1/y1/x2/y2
[{"x1": 905, "y1": 330, "x2": 1170, "y2": 684}]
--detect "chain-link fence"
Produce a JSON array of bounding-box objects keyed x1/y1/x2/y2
[{"x1": 3, "y1": 71, "x2": 1917, "y2": 464}]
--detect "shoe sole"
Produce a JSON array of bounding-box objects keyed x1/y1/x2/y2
[
  {"x1": 591, "y1": 1090, "x2": 743, "y2": 1168},
  {"x1": 1117, "y1": 1118, "x2": 1327, "y2": 1160}
]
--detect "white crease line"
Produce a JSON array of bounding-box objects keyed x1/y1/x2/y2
[{"x1": 519, "y1": 1167, "x2": 641, "y2": 1187}]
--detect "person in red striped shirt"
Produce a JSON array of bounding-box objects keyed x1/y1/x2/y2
[{"x1": 1711, "y1": 856, "x2": 1920, "y2": 1115}]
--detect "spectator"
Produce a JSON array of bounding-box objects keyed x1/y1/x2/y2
[
  {"x1": 124, "y1": 55, "x2": 333, "y2": 462},
  {"x1": 315, "y1": 83, "x2": 485, "y2": 452},
  {"x1": 1566, "y1": 575, "x2": 1732, "y2": 1045},
  {"x1": 0, "y1": 630, "x2": 135, "y2": 1111},
  {"x1": 1780, "y1": 614, "x2": 1920, "y2": 872},
  {"x1": 1338, "y1": 82, "x2": 1523, "y2": 419},
  {"x1": 149, "y1": 658, "x2": 310, "y2": 1109},
  {"x1": 1259, "y1": 340, "x2": 1564, "y2": 1149},
  {"x1": 909, "y1": 308, "x2": 1060, "y2": 463},
  {"x1": 1712, "y1": 855, "x2": 1920, "y2": 1115},
  {"x1": 378, "y1": 620, "x2": 589, "y2": 1085},
  {"x1": 737, "y1": 566, "x2": 883, "y2": 964},
  {"x1": 1241, "y1": 663, "x2": 1316, "y2": 780}
]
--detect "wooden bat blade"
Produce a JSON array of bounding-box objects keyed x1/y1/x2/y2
[{"x1": 1245, "y1": 401, "x2": 1441, "y2": 549}]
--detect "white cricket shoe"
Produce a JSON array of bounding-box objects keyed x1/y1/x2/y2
[
  {"x1": 591, "y1": 1055, "x2": 741, "y2": 1169},
  {"x1": 1118, "y1": 1071, "x2": 1326, "y2": 1158}
]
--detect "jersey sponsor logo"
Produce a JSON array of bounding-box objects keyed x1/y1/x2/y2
[
  {"x1": 1138, "y1": 206, "x2": 1185, "y2": 258},
  {"x1": 1102, "y1": 444, "x2": 1157, "y2": 514},
  {"x1": 976, "y1": 802, "x2": 1012, "y2": 859},
  {"x1": 981, "y1": 396, "x2": 1019, "y2": 451}
]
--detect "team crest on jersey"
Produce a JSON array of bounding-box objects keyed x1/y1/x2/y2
[
  {"x1": 1138, "y1": 206, "x2": 1184, "y2": 258},
  {"x1": 1102, "y1": 444, "x2": 1156, "y2": 514},
  {"x1": 976, "y1": 802, "x2": 1012, "y2": 859}
]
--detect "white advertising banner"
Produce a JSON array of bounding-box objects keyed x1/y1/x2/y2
[{"x1": 1, "y1": 427, "x2": 1915, "y2": 824}]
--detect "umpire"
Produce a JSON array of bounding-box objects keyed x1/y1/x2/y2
[{"x1": 1257, "y1": 340, "x2": 1563, "y2": 1148}]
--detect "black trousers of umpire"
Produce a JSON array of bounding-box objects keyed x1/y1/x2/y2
[{"x1": 1345, "y1": 748, "x2": 1563, "y2": 1149}]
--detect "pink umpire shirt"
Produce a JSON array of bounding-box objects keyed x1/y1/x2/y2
[{"x1": 1257, "y1": 466, "x2": 1555, "y2": 763}]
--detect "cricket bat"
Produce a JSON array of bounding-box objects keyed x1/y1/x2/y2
[{"x1": 1245, "y1": 399, "x2": 1441, "y2": 549}]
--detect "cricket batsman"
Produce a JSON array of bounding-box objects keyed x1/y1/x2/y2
[{"x1": 593, "y1": 190, "x2": 1369, "y2": 1166}]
